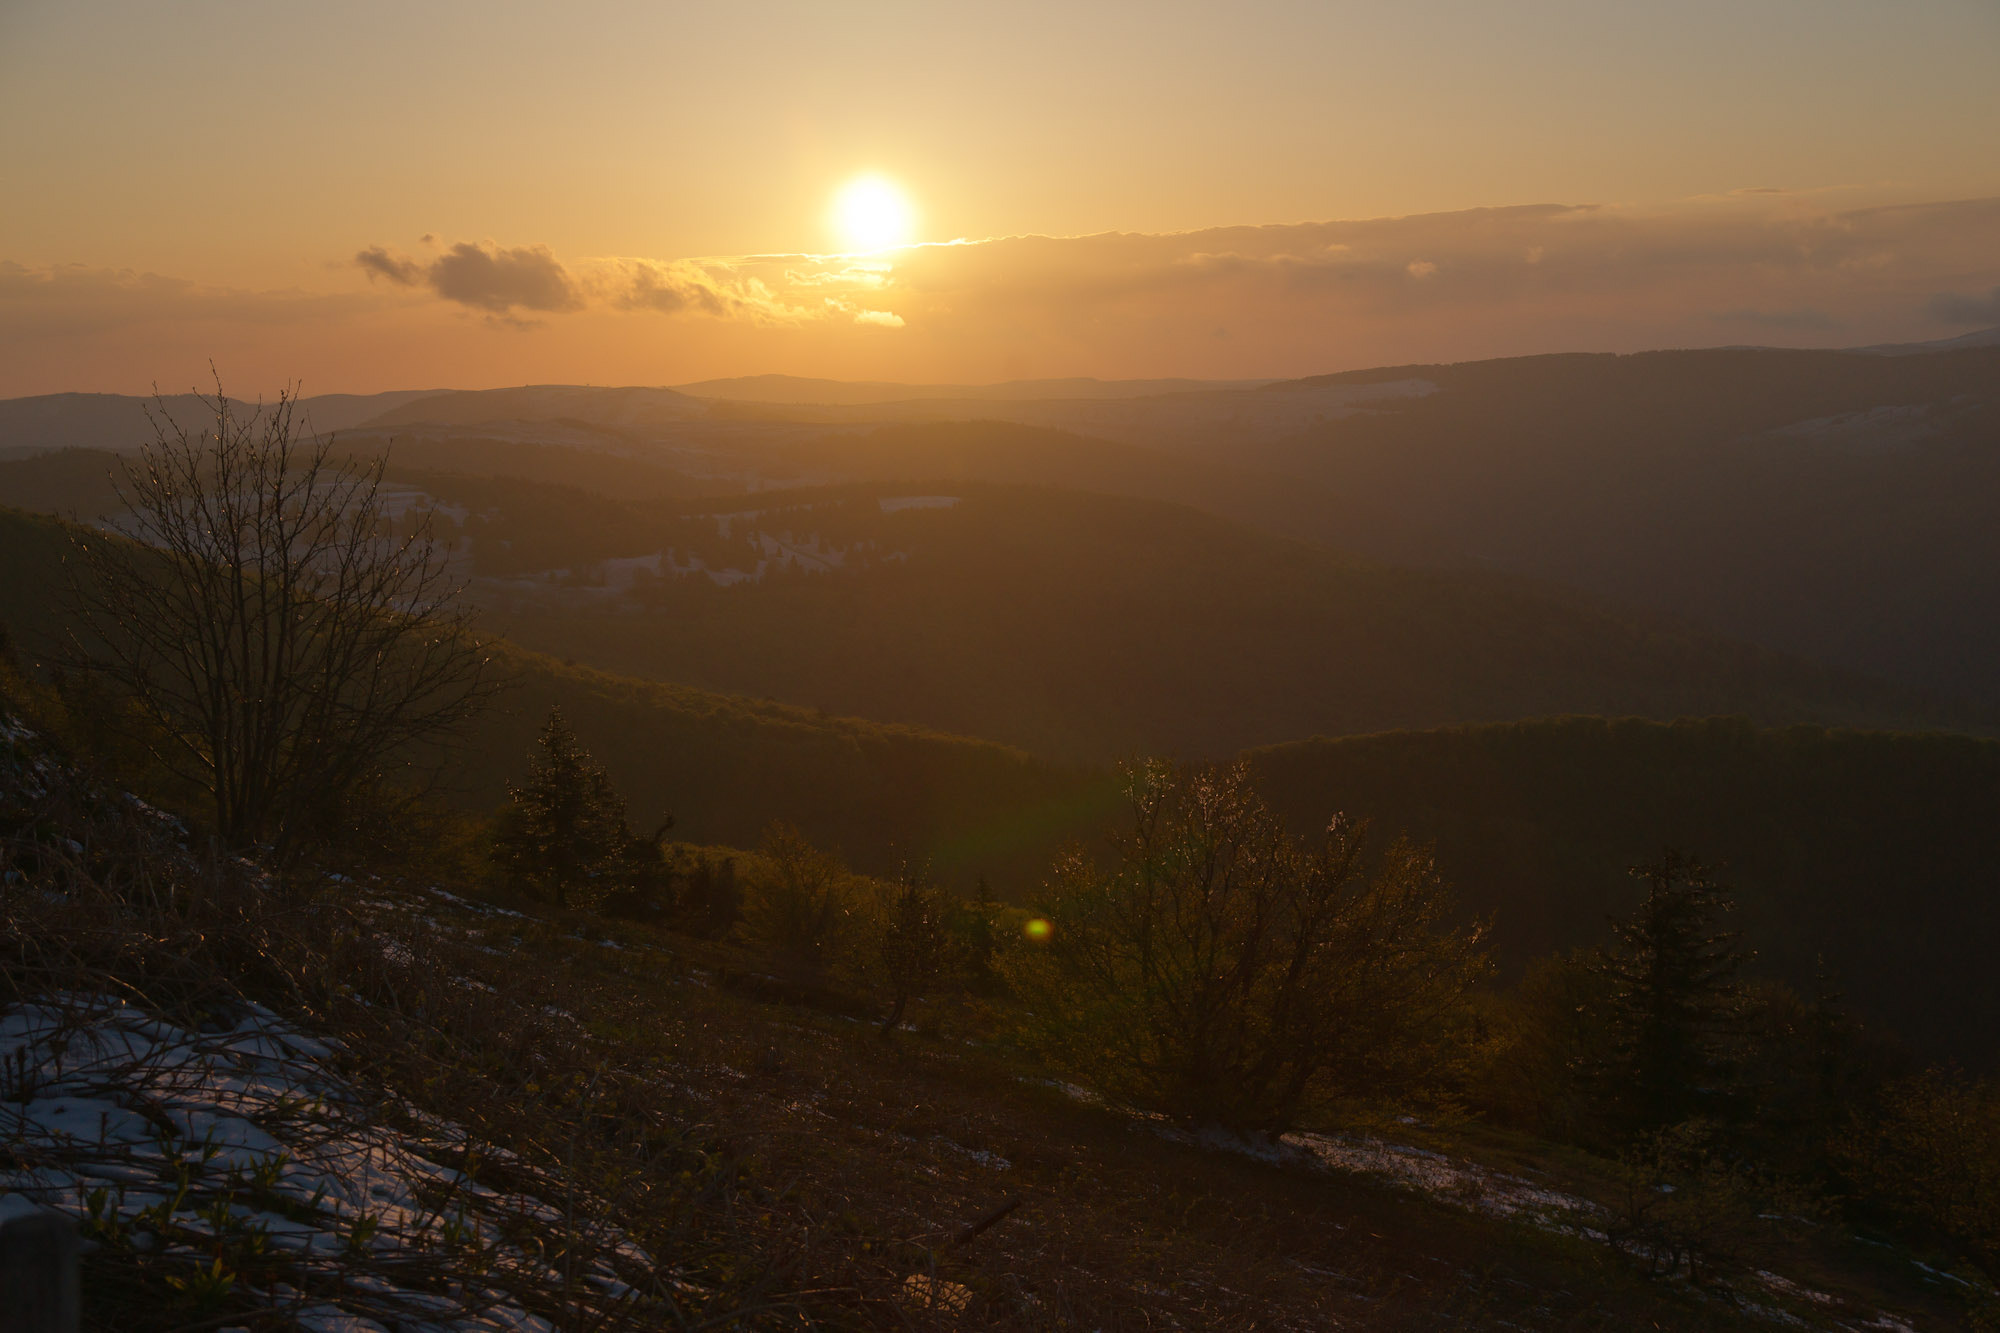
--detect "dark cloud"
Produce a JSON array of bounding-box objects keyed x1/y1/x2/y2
[
  {"x1": 427, "y1": 242, "x2": 580, "y2": 314},
  {"x1": 1925, "y1": 284, "x2": 2000, "y2": 326},
  {"x1": 356, "y1": 240, "x2": 580, "y2": 316},
  {"x1": 354, "y1": 246, "x2": 422, "y2": 287}
]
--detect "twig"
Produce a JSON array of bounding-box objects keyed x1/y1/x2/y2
[{"x1": 952, "y1": 1196, "x2": 1021, "y2": 1247}]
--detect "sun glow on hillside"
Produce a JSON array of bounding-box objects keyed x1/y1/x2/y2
[{"x1": 831, "y1": 175, "x2": 917, "y2": 253}]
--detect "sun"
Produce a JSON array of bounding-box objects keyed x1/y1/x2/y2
[{"x1": 831, "y1": 175, "x2": 917, "y2": 253}]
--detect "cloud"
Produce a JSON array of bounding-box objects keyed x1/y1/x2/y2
[
  {"x1": 355, "y1": 246, "x2": 422, "y2": 287},
  {"x1": 354, "y1": 241, "x2": 580, "y2": 316},
  {"x1": 1925, "y1": 284, "x2": 2000, "y2": 326},
  {"x1": 607, "y1": 259, "x2": 730, "y2": 316},
  {"x1": 0, "y1": 260, "x2": 369, "y2": 337},
  {"x1": 427, "y1": 242, "x2": 579, "y2": 314},
  {"x1": 11, "y1": 192, "x2": 2000, "y2": 393}
]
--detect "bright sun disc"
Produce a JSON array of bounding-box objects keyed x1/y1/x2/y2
[{"x1": 832, "y1": 175, "x2": 916, "y2": 252}]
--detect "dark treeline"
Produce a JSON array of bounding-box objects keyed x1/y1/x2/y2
[{"x1": 1248, "y1": 716, "x2": 2000, "y2": 1063}]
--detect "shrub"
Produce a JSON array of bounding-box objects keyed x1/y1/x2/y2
[
  {"x1": 739, "y1": 822, "x2": 857, "y2": 981},
  {"x1": 62, "y1": 380, "x2": 494, "y2": 861},
  {"x1": 491, "y1": 707, "x2": 636, "y2": 910},
  {"x1": 1474, "y1": 948, "x2": 1616, "y2": 1142},
  {"x1": 1594, "y1": 850, "x2": 1750, "y2": 1133},
  {"x1": 1607, "y1": 1119, "x2": 1764, "y2": 1285},
  {"x1": 1842, "y1": 1068, "x2": 2000, "y2": 1268},
  {"x1": 876, "y1": 871, "x2": 955, "y2": 1034},
  {"x1": 1002, "y1": 760, "x2": 1488, "y2": 1133}
]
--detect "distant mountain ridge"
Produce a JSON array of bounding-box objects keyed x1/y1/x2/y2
[
  {"x1": 0, "y1": 389, "x2": 443, "y2": 455},
  {"x1": 671, "y1": 373, "x2": 1275, "y2": 405},
  {"x1": 7, "y1": 344, "x2": 1997, "y2": 715}
]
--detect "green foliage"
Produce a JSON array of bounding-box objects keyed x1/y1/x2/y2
[
  {"x1": 1004, "y1": 760, "x2": 1488, "y2": 1132},
  {"x1": 1595, "y1": 851, "x2": 1750, "y2": 1133},
  {"x1": 1474, "y1": 948, "x2": 1616, "y2": 1142},
  {"x1": 491, "y1": 707, "x2": 636, "y2": 910},
  {"x1": 666, "y1": 848, "x2": 742, "y2": 938},
  {"x1": 1841, "y1": 1069, "x2": 2000, "y2": 1269},
  {"x1": 949, "y1": 873, "x2": 1002, "y2": 991},
  {"x1": 1607, "y1": 1119, "x2": 1765, "y2": 1286},
  {"x1": 738, "y1": 822, "x2": 858, "y2": 981}
]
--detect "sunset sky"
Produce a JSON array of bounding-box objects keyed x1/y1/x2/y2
[{"x1": 4, "y1": 0, "x2": 1998, "y2": 395}]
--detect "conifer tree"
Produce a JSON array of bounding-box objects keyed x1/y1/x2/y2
[
  {"x1": 1597, "y1": 849, "x2": 1749, "y2": 1132},
  {"x1": 879, "y1": 871, "x2": 954, "y2": 1035},
  {"x1": 492, "y1": 707, "x2": 633, "y2": 910}
]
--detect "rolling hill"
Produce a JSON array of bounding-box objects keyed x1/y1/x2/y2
[
  {"x1": 465, "y1": 482, "x2": 1950, "y2": 761},
  {"x1": 0, "y1": 388, "x2": 441, "y2": 456},
  {"x1": 7, "y1": 499, "x2": 1999, "y2": 1068},
  {"x1": 1238, "y1": 347, "x2": 2000, "y2": 709},
  {"x1": 0, "y1": 505, "x2": 1110, "y2": 882}
]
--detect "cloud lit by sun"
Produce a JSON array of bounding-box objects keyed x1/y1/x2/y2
[{"x1": 831, "y1": 175, "x2": 917, "y2": 254}]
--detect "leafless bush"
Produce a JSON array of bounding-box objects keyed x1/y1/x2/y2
[
  {"x1": 62, "y1": 376, "x2": 497, "y2": 864},
  {"x1": 1004, "y1": 759, "x2": 1489, "y2": 1133}
]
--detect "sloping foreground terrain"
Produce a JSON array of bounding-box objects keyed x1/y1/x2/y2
[{"x1": 1, "y1": 717, "x2": 1986, "y2": 1330}]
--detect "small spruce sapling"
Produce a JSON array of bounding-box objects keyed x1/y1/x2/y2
[
  {"x1": 491, "y1": 707, "x2": 635, "y2": 910},
  {"x1": 879, "y1": 870, "x2": 955, "y2": 1036}
]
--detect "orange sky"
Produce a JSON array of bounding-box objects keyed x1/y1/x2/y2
[{"x1": 3, "y1": 0, "x2": 1998, "y2": 394}]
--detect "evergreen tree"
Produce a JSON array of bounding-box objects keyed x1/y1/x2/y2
[
  {"x1": 879, "y1": 871, "x2": 954, "y2": 1035},
  {"x1": 1597, "y1": 849, "x2": 1749, "y2": 1132},
  {"x1": 491, "y1": 707, "x2": 633, "y2": 910}
]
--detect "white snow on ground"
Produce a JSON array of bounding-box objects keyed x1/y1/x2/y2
[
  {"x1": 1049, "y1": 1083, "x2": 1961, "y2": 1329},
  {"x1": 0, "y1": 992, "x2": 659, "y2": 1331},
  {"x1": 1282, "y1": 1131, "x2": 1607, "y2": 1236}
]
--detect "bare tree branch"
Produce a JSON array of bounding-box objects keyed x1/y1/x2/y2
[{"x1": 63, "y1": 373, "x2": 502, "y2": 863}]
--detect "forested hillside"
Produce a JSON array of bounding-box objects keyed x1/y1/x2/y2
[
  {"x1": 478, "y1": 484, "x2": 1950, "y2": 760},
  {"x1": 1249, "y1": 715, "x2": 2000, "y2": 1060},
  {"x1": 0, "y1": 506, "x2": 1109, "y2": 880},
  {"x1": 1246, "y1": 348, "x2": 2000, "y2": 708}
]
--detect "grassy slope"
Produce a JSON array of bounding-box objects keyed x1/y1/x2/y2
[
  {"x1": 352, "y1": 879, "x2": 1975, "y2": 1332},
  {"x1": 1248, "y1": 715, "x2": 2000, "y2": 1061}
]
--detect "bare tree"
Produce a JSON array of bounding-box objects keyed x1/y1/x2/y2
[
  {"x1": 1004, "y1": 760, "x2": 1489, "y2": 1132},
  {"x1": 64, "y1": 377, "x2": 496, "y2": 862}
]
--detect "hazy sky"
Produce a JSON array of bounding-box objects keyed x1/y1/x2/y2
[{"x1": 3, "y1": 0, "x2": 1997, "y2": 393}]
